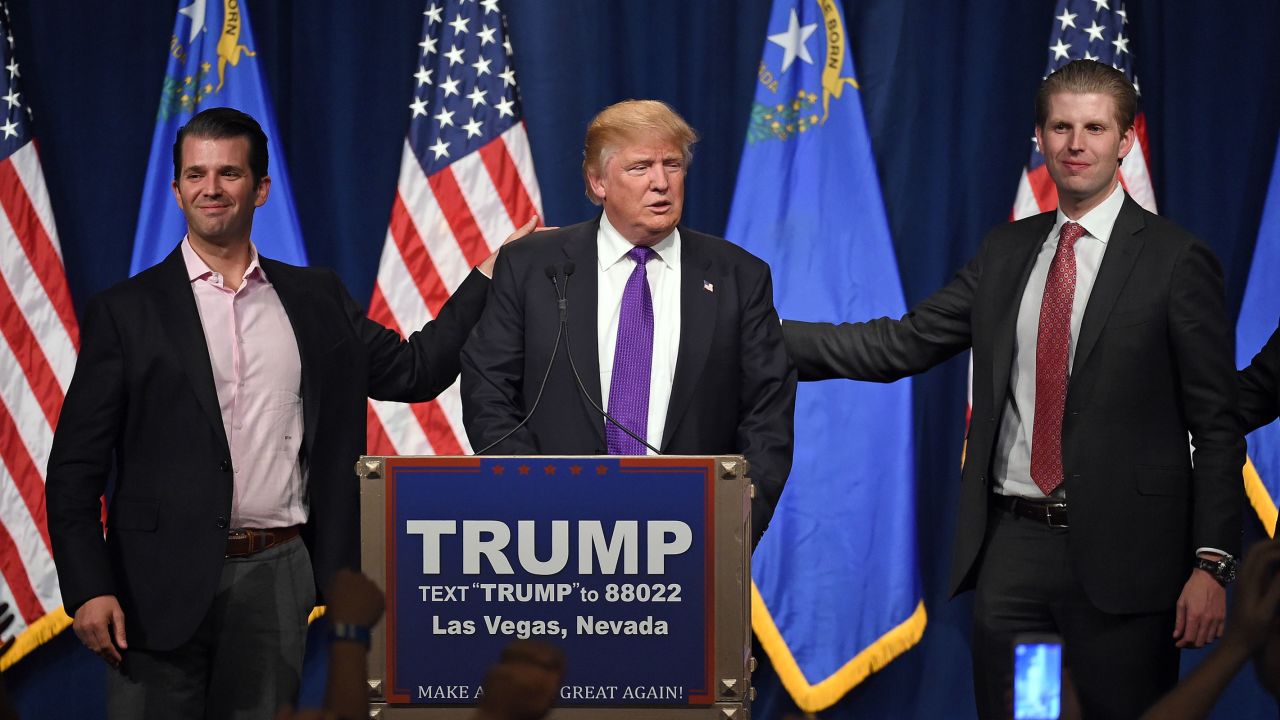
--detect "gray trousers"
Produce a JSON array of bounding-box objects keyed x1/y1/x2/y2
[{"x1": 107, "y1": 537, "x2": 316, "y2": 720}]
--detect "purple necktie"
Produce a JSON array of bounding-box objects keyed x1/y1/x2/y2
[{"x1": 606, "y1": 246, "x2": 656, "y2": 455}]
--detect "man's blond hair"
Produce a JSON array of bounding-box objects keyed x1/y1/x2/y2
[{"x1": 581, "y1": 100, "x2": 698, "y2": 205}]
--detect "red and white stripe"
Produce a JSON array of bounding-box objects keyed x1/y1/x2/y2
[
  {"x1": 367, "y1": 122, "x2": 542, "y2": 457},
  {"x1": 0, "y1": 141, "x2": 76, "y2": 645}
]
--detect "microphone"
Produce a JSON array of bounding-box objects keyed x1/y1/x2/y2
[
  {"x1": 472, "y1": 266, "x2": 565, "y2": 455},
  {"x1": 557, "y1": 262, "x2": 661, "y2": 456}
]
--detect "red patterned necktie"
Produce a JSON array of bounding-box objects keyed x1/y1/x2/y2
[{"x1": 1030, "y1": 221, "x2": 1084, "y2": 496}]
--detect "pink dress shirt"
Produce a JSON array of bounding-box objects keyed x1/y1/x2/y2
[{"x1": 182, "y1": 239, "x2": 306, "y2": 528}]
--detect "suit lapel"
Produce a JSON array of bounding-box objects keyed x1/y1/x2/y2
[
  {"x1": 662, "y1": 230, "x2": 716, "y2": 451},
  {"x1": 150, "y1": 246, "x2": 229, "y2": 452},
  {"x1": 1073, "y1": 195, "x2": 1145, "y2": 374},
  {"x1": 989, "y1": 215, "x2": 1054, "y2": 413},
  {"x1": 260, "y1": 258, "x2": 321, "y2": 460},
  {"x1": 562, "y1": 223, "x2": 605, "y2": 446}
]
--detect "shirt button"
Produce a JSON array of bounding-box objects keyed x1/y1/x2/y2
[{"x1": 215, "y1": 516, "x2": 228, "y2": 529}]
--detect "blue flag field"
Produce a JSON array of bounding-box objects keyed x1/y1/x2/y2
[
  {"x1": 725, "y1": 0, "x2": 925, "y2": 711},
  {"x1": 131, "y1": 0, "x2": 307, "y2": 273},
  {"x1": 1237, "y1": 141, "x2": 1280, "y2": 537}
]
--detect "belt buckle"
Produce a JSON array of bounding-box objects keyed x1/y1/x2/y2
[{"x1": 1044, "y1": 503, "x2": 1068, "y2": 528}]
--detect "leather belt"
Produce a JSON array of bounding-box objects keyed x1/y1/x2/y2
[
  {"x1": 226, "y1": 525, "x2": 302, "y2": 558},
  {"x1": 991, "y1": 494, "x2": 1068, "y2": 528}
]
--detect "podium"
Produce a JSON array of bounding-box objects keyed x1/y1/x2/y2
[{"x1": 356, "y1": 455, "x2": 753, "y2": 718}]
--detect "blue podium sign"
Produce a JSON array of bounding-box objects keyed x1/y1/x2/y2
[{"x1": 359, "y1": 455, "x2": 751, "y2": 717}]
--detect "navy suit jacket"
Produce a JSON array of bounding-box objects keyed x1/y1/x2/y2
[{"x1": 460, "y1": 219, "x2": 796, "y2": 543}]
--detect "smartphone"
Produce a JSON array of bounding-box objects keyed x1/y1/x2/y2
[{"x1": 1013, "y1": 633, "x2": 1062, "y2": 720}]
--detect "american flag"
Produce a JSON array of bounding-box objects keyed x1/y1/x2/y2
[
  {"x1": 367, "y1": 0, "x2": 541, "y2": 456},
  {"x1": 0, "y1": 0, "x2": 77, "y2": 667},
  {"x1": 1012, "y1": 0, "x2": 1156, "y2": 220}
]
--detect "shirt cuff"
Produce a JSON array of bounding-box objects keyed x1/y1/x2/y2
[{"x1": 1196, "y1": 546, "x2": 1230, "y2": 558}]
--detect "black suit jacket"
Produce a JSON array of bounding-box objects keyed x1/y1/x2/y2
[
  {"x1": 46, "y1": 245, "x2": 488, "y2": 650},
  {"x1": 784, "y1": 195, "x2": 1243, "y2": 613},
  {"x1": 1240, "y1": 320, "x2": 1280, "y2": 434},
  {"x1": 460, "y1": 219, "x2": 796, "y2": 540}
]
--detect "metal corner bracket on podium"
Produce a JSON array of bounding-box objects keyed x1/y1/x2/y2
[{"x1": 357, "y1": 454, "x2": 754, "y2": 719}]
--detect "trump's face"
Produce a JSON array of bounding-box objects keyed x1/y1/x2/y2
[
  {"x1": 1035, "y1": 91, "x2": 1135, "y2": 218},
  {"x1": 588, "y1": 134, "x2": 685, "y2": 246}
]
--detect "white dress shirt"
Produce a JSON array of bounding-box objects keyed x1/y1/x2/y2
[
  {"x1": 992, "y1": 183, "x2": 1124, "y2": 500},
  {"x1": 596, "y1": 213, "x2": 681, "y2": 454}
]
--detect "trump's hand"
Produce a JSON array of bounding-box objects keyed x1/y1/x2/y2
[{"x1": 73, "y1": 595, "x2": 127, "y2": 667}]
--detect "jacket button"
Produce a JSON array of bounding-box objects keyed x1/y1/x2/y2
[
  {"x1": 215, "y1": 516, "x2": 228, "y2": 529},
  {"x1": 219, "y1": 460, "x2": 231, "y2": 472}
]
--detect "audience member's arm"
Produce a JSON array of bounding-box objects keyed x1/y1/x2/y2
[
  {"x1": 323, "y1": 569, "x2": 386, "y2": 720},
  {"x1": 1141, "y1": 539, "x2": 1280, "y2": 719}
]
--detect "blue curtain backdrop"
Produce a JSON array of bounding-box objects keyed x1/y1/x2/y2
[{"x1": 5, "y1": 0, "x2": 1280, "y2": 718}]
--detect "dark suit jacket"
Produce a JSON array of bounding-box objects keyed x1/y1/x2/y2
[
  {"x1": 46, "y1": 245, "x2": 488, "y2": 650},
  {"x1": 460, "y1": 219, "x2": 796, "y2": 540},
  {"x1": 784, "y1": 195, "x2": 1243, "y2": 614},
  {"x1": 1241, "y1": 321, "x2": 1280, "y2": 433}
]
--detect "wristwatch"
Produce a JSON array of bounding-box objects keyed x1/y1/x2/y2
[{"x1": 1195, "y1": 554, "x2": 1237, "y2": 586}]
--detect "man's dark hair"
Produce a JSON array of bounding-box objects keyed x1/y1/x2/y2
[
  {"x1": 172, "y1": 107, "x2": 269, "y2": 187},
  {"x1": 1035, "y1": 59, "x2": 1138, "y2": 133}
]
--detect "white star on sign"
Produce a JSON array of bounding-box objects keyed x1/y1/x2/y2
[
  {"x1": 177, "y1": 0, "x2": 207, "y2": 43},
  {"x1": 503, "y1": 37, "x2": 513, "y2": 56},
  {"x1": 1083, "y1": 50, "x2": 1098, "y2": 61},
  {"x1": 435, "y1": 107, "x2": 455, "y2": 127},
  {"x1": 1117, "y1": 6, "x2": 1129, "y2": 24},
  {"x1": 1092, "y1": 0, "x2": 1109, "y2": 11},
  {"x1": 424, "y1": 3, "x2": 443, "y2": 24},
  {"x1": 467, "y1": 86, "x2": 488, "y2": 107},
  {"x1": 1112, "y1": 33, "x2": 1129, "y2": 55},
  {"x1": 414, "y1": 66, "x2": 433, "y2": 86},
  {"x1": 462, "y1": 117, "x2": 484, "y2": 138},
  {"x1": 429, "y1": 138, "x2": 450, "y2": 160},
  {"x1": 481, "y1": 0, "x2": 499, "y2": 14},
  {"x1": 0, "y1": 119, "x2": 17, "y2": 139},
  {"x1": 495, "y1": 97, "x2": 515, "y2": 118},
  {"x1": 472, "y1": 56, "x2": 492, "y2": 76},
  {"x1": 1084, "y1": 21, "x2": 1105, "y2": 42},
  {"x1": 419, "y1": 35, "x2": 438, "y2": 54},
  {"x1": 440, "y1": 76, "x2": 461, "y2": 97},
  {"x1": 449, "y1": 14, "x2": 470, "y2": 35},
  {"x1": 1056, "y1": 8, "x2": 1077, "y2": 30},
  {"x1": 3, "y1": 89, "x2": 19, "y2": 108},
  {"x1": 409, "y1": 97, "x2": 428, "y2": 117},
  {"x1": 477, "y1": 25, "x2": 497, "y2": 45},
  {"x1": 767, "y1": 8, "x2": 817, "y2": 73},
  {"x1": 499, "y1": 67, "x2": 516, "y2": 87},
  {"x1": 1050, "y1": 38, "x2": 1071, "y2": 60},
  {"x1": 445, "y1": 44, "x2": 466, "y2": 66}
]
